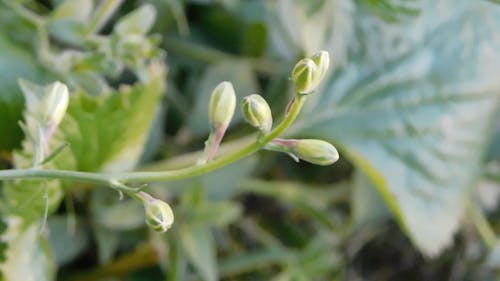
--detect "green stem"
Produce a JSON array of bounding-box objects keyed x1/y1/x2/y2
[
  {"x1": 0, "y1": 96, "x2": 306, "y2": 186},
  {"x1": 469, "y1": 201, "x2": 496, "y2": 249}
]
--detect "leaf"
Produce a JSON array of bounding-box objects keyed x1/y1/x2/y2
[
  {"x1": 0, "y1": 218, "x2": 55, "y2": 281},
  {"x1": 51, "y1": 0, "x2": 93, "y2": 22},
  {"x1": 60, "y1": 62, "x2": 166, "y2": 172},
  {"x1": 48, "y1": 216, "x2": 89, "y2": 266},
  {"x1": 267, "y1": 0, "x2": 355, "y2": 67},
  {"x1": 351, "y1": 169, "x2": 390, "y2": 228},
  {"x1": 115, "y1": 4, "x2": 157, "y2": 37},
  {"x1": 179, "y1": 223, "x2": 218, "y2": 281},
  {"x1": 3, "y1": 108, "x2": 76, "y2": 224},
  {"x1": 96, "y1": 200, "x2": 145, "y2": 231},
  {"x1": 0, "y1": 34, "x2": 44, "y2": 152},
  {"x1": 185, "y1": 60, "x2": 258, "y2": 135},
  {"x1": 487, "y1": 240, "x2": 500, "y2": 268},
  {"x1": 297, "y1": 0, "x2": 500, "y2": 256}
]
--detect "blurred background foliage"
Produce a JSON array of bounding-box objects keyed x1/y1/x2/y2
[{"x1": 0, "y1": 0, "x2": 499, "y2": 280}]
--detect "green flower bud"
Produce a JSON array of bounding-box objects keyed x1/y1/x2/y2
[
  {"x1": 241, "y1": 94, "x2": 273, "y2": 133},
  {"x1": 290, "y1": 139, "x2": 339, "y2": 166},
  {"x1": 291, "y1": 58, "x2": 317, "y2": 94},
  {"x1": 310, "y1": 50, "x2": 330, "y2": 82},
  {"x1": 144, "y1": 199, "x2": 174, "y2": 233},
  {"x1": 291, "y1": 51, "x2": 330, "y2": 94},
  {"x1": 209, "y1": 81, "x2": 236, "y2": 131},
  {"x1": 40, "y1": 81, "x2": 69, "y2": 128}
]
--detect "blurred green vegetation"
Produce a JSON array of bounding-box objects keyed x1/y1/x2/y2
[{"x1": 0, "y1": 0, "x2": 499, "y2": 280}]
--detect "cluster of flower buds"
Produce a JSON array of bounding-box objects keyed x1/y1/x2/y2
[
  {"x1": 140, "y1": 51, "x2": 338, "y2": 233},
  {"x1": 204, "y1": 50, "x2": 339, "y2": 167},
  {"x1": 20, "y1": 80, "x2": 69, "y2": 132},
  {"x1": 19, "y1": 79, "x2": 70, "y2": 164}
]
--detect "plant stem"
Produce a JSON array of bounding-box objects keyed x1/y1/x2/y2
[{"x1": 0, "y1": 96, "x2": 306, "y2": 186}]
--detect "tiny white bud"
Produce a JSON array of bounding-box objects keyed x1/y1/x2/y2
[
  {"x1": 241, "y1": 94, "x2": 273, "y2": 133},
  {"x1": 290, "y1": 139, "x2": 339, "y2": 166},
  {"x1": 291, "y1": 51, "x2": 331, "y2": 95},
  {"x1": 144, "y1": 199, "x2": 174, "y2": 233},
  {"x1": 310, "y1": 50, "x2": 330, "y2": 82},
  {"x1": 40, "y1": 81, "x2": 69, "y2": 128},
  {"x1": 291, "y1": 58, "x2": 317, "y2": 94},
  {"x1": 208, "y1": 81, "x2": 236, "y2": 131}
]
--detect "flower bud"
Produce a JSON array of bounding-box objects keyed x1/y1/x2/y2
[
  {"x1": 310, "y1": 50, "x2": 329, "y2": 82},
  {"x1": 144, "y1": 199, "x2": 174, "y2": 233},
  {"x1": 40, "y1": 81, "x2": 69, "y2": 128},
  {"x1": 290, "y1": 139, "x2": 339, "y2": 166},
  {"x1": 241, "y1": 94, "x2": 273, "y2": 133},
  {"x1": 291, "y1": 51, "x2": 330, "y2": 94},
  {"x1": 291, "y1": 58, "x2": 317, "y2": 94},
  {"x1": 209, "y1": 81, "x2": 236, "y2": 131}
]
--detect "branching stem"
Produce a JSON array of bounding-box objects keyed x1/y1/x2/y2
[{"x1": 0, "y1": 96, "x2": 306, "y2": 187}]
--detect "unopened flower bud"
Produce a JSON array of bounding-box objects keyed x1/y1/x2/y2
[
  {"x1": 40, "y1": 81, "x2": 69, "y2": 128},
  {"x1": 241, "y1": 94, "x2": 273, "y2": 133},
  {"x1": 291, "y1": 58, "x2": 317, "y2": 94},
  {"x1": 310, "y1": 50, "x2": 329, "y2": 82},
  {"x1": 209, "y1": 81, "x2": 236, "y2": 131},
  {"x1": 291, "y1": 51, "x2": 330, "y2": 94},
  {"x1": 290, "y1": 139, "x2": 339, "y2": 166},
  {"x1": 144, "y1": 198, "x2": 174, "y2": 233}
]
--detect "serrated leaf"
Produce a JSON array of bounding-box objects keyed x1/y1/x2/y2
[
  {"x1": 297, "y1": 0, "x2": 500, "y2": 256},
  {"x1": 60, "y1": 62, "x2": 166, "y2": 172},
  {"x1": 3, "y1": 114, "x2": 75, "y2": 225}
]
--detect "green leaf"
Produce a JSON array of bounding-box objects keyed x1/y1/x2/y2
[
  {"x1": 487, "y1": 240, "x2": 500, "y2": 268},
  {"x1": 267, "y1": 0, "x2": 355, "y2": 67},
  {"x1": 0, "y1": 34, "x2": 43, "y2": 152},
  {"x1": 96, "y1": 200, "x2": 145, "y2": 231},
  {"x1": 3, "y1": 117, "x2": 75, "y2": 224},
  {"x1": 115, "y1": 4, "x2": 157, "y2": 37},
  {"x1": 89, "y1": 188, "x2": 124, "y2": 264},
  {"x1": 298, "y1": 0, "x2": 500, "y2": 256},
  {"x1": 48, "y1": 216, "x2": 89, "y2": 266},
  {"x1": 61, "y1": 62, "x2": 166, "y2": 172},
  {"x1": 351, "y1": 169, "x2": 389, "y2": 228},
  {"x1": 179, "y1": 223, "x2": 218, "y2": 281},
  {"x1": 51, "y1": 0, "x2": 93, "y2": 22},
  {"x1": 0, "y1": 218, "x2": 55, "y2": 281}
]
